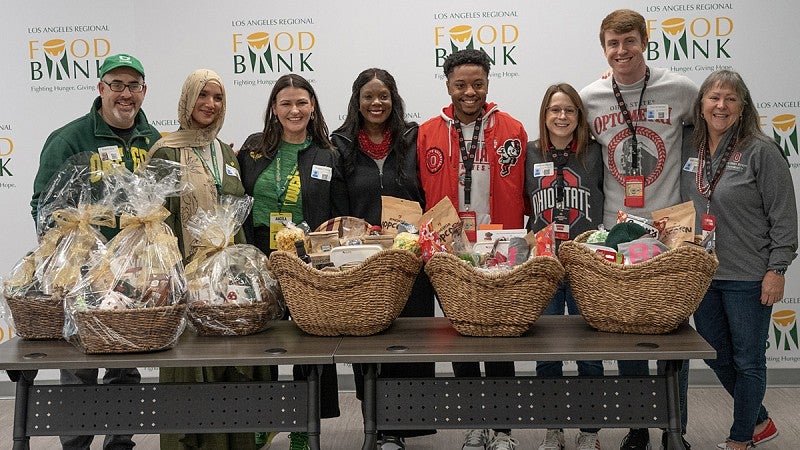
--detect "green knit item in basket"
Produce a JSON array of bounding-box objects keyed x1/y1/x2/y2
[{"x1": 604, "y1": 221, "x2": 648, "y2": 250}]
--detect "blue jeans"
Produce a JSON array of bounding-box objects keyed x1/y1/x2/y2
[
  {"x1": 59, "y1": 368, "x2": 140, "y2": 450},
  {"x1": 536, "y1": 283, "x2": 603, "y2": 433},
  {"x1": 693, "y1": 280, "x2": 771, "y2": 443}
]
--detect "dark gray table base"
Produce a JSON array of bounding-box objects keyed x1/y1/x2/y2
[
  {"x1": 362, "y1": 362, "x2": 686, "y2": 450},
  {"x1": 8, "y1": 367, "x2": 321, "y2": 450}
]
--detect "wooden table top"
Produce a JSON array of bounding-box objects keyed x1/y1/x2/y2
[
  {"x1": 335, "y1": 316, "x2": 716, "y2": 364},
  {"x1": 0, "y1": 316, "x2": 716, "y2": 370},
  {"x1": 0, "y1": 320, "x2": 338, "y2": 370}
]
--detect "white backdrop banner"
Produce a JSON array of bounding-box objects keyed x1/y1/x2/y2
[{"x1": 1, "y1": 0, "x2": 798, "y2": 369}]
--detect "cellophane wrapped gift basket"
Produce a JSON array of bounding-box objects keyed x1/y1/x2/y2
[
  {"x1": 63, "y1": 159, "x2": 189, "y2": 353},
  {"x1": 1, "y1": 155, "x2": 111, "y2": 339},
  {"x1": 184, "y1": 195, "x2": 284, "y2": 336}
]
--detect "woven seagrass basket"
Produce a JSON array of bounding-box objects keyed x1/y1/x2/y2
[
  {"x1": 558, "y1": 230, "x2": 718, "y2": 334},
  {"x1": 425, "y1": 252, "x2": 565, "y2": 337},
  {"x1": 188, "y1": 300, "x2": 282, "y2": 336},
  {"x1": 5, "y1": 291, "x2": 64, "y2": 340},
  {"x1": 73, "y1": 304, "x2": 186, "y2": 354},
  {"x1": 268, "y1": 249, "x2": 422, "y2": 336}
]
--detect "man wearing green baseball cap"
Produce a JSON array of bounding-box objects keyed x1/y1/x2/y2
[
  {"x1": 30, "y1": 52, "x2": 160, "y2": 450},
  {"x1": 98, "y1": 53, "x2": 146, "y2": 79}
]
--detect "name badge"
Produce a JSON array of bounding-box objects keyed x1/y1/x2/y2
[
  {"x1": 701, "y1": 213, "x2": 716, "y2": 239},
  {"x1": 225, "y1": 163, "x2": 240, "y2": 178},
  {"x1": 533, "y1": 162, "x2": 554, "y2": 177},
  {"x1": 624, "y1": 175, "x2": 645, "y2": 208},
  {"x1": 458, "y1": 210, "x2": 477, "y2": 242},
  {"x1": 269, "y1": 212, "x2": 292, "y2": 250},
  {"x1": 311, "y1": 164, "x2": 332, "y2": 181},
  {"x1": 683, "y1": 157, "x2": 699, "y2": 173},
  {"x1": 98, "y1": 145, "x2": 121, "y2": 162},
  {"x1": 646, "y1": 104, "x2": 669, "y2": 121}
]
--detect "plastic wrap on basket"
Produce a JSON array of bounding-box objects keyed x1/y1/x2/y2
[
  {"x1": 184, "y1": 195, "x2": 284, "y2": 336},
  {"x1": 2, "y1": 156, "x2": 112, "y2": 339},
  {"x1": 63, "y1": 159, "x2": 189, "y2": 353},
  {"x1": 269, "y1": 249, "x2": 422, "y2": 336},
  {"x1": 425, "y1": 252, "x2": 565, "y2": 337},
  {"x1": 558, "y1": 230, "x2": 718, "y2": 334}
]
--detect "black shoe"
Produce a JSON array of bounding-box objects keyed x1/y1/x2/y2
[
  {"x1": 620, "y1": 428, "x2": 651, "y2": 450},
  {"x1": 660, "y1": 431, "x2": 691, "y2": 449}
]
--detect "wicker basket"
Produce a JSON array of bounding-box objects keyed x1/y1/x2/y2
[
  {"x1": 425, "y1": 252, "x2": 565, "y2": 337},
  {"x1": 187, "y1": 301, "x2": 281, "y2": 336},
  {"x1": 4, "y1": 291, "x2": 64, "y2": 340},
  {"x1": 268, "y1": 249, "x2": 422, "y2": 336},
  {"x1": 558, "y1": 230, "x2": 718, "y2": 334},
  {"x1": 73, "y1": 304, "x2": 186, "y2": 354}
]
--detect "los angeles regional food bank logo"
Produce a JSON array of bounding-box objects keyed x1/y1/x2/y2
[
  {"x1": 432, "y1": 10, "x2": 520, "y2": 74},
  {"x1": 231, "y1": 18, "x2": 316, "y2": 75},
  {"x1": 643, "y1": 5, "x2": 734, "y2": 63},
  {"x1": 771, "y1": 310, "x2": 799, "y2": 351},
  {"x1": 771, "y1": 114, "x2": 798, "y2": 157},
  {"x1": 27, "y1": 26, "x2": 111, "y2": 81},
  {"x1": 0, "y1": 125, "x2": 13, "y2": 182}
]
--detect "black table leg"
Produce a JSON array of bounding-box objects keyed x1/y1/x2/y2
[
  {"x1": 664, "y1": 360, "x2": 686, "y2": 450},
  {"x1": 306, "y1": 364, "x2": 321, "y2": 450},
  {"x1": 8, "y1": 369, "x2": 37, "y2": 450},
  {"x1": 361, "y1": 363, "x2": 377, "y2": 450}
]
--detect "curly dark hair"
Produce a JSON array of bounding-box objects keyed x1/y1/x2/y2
[
  {"x1": 443, "y1": 49, "x2": 491, "y2": 78},
  {"x1": 256, "y1": 73, "x2": 333, "y2": 158}
]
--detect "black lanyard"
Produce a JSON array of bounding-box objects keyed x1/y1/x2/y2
[
  {"x1": 549, "y1": 144, "x2": 571, "y2": 204},
  {"x1": 696, "y1": 130, "x2": 738, "y2": 201},
  {"x1": 611, "y1": 67, "x2": 650, "y2": 175},
  {"x1": 454, "y1": 116, "x2": 483, "y2": 208}
]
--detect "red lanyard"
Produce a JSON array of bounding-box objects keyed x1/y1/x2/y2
[{"x1": 695, "y1": 131, "x2": 738, "y2": 200}]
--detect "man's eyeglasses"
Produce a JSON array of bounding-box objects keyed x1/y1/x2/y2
[
  {"x1": 547, "y1": 106, "x2": 578, "y2": 117},
  {"x1": 102, "y1": 80, "x2": 145, "y2": 93}
]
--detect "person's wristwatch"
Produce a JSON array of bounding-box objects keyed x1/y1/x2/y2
[{"x1": 769, "y1": 267, "x2": 787, "y2": 276}]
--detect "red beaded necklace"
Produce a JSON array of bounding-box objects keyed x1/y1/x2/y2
[{"x1": 358, "y1": 128, "x2": 392, "y2": 160}]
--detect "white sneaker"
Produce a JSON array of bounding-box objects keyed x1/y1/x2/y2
[
  {"x1": 462, "y1": 429, "x2": 491, "y2": 450},
  {"x1": 576, "y1": 431, "x2": 601, "y2": 450},
  {"x1": 538, "y1": 429, "x2": 565, "y2": 450},
  {"x1": 379, "y1": 435, "x2": 405, "y2": 450},
  {"x1": 487, "y1": 431, "x2": 518, "y2": 450}
]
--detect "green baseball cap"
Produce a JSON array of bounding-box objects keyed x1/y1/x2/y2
[{"x1": 99, "y1": 53, "x2": 145, "y2": 79}]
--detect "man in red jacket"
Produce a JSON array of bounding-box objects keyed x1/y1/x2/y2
[{"x1": 417, "y1": 49, "x2": 528, "y2": 450}]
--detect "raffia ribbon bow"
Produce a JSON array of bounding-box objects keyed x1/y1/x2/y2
[{"x1": 4, "y1": 205, "x2": 114, "y2": 291}]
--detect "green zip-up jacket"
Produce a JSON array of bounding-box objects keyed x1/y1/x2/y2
[{"x1": 31, "y1": 96, "x2": 161, "y2": 239}]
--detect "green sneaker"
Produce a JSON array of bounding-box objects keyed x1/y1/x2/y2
[
  {"x1": 256, "y1": 431, "x2": 277, "y2": 449},
  {"x1": 289, "y1": 432, "x2": 310, "y2": 450}
]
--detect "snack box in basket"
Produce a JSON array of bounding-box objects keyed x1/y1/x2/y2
[{"x1": 329, "y1": 245, "x2": 383, "y2": 267}]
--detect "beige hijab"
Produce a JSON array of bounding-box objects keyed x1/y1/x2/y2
[{"x1": 148, "y1": 69, "x2": 227, "y2": 259}]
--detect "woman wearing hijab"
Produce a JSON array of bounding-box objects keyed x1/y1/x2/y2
[
  {"x1": 148, "y1": 68, "x2": 246, "y2": 260},
  {"x1": 148, "y1": 68, "x2": 269, "y2": 450}
]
